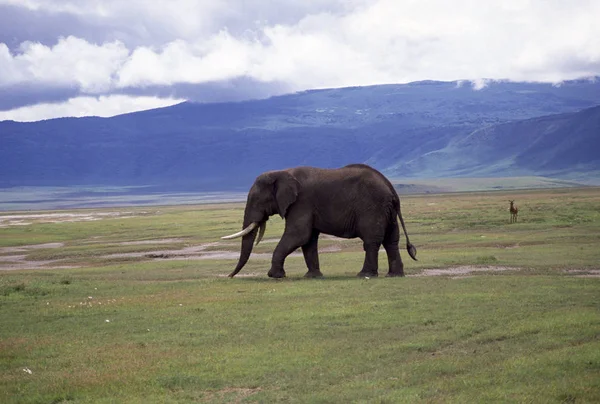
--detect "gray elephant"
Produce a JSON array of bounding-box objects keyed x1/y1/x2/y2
[{"x1": 221, "y1": 164, "x2": 417, "y2": 278}]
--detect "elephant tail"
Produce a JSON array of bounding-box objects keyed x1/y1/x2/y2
[
  {"x1": 360, "y1": 164, "x2": 417, "y2": 261},
  {"x1": 396, "y1": 200, "x2": 417, "y2": 261}
]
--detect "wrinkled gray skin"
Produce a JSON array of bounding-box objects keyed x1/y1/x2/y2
[{"x1": 227, "y1": 164, "x2": 417, "y2": 278}]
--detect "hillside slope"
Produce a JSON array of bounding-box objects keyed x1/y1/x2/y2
[
  {"x1": 390, "y1": 105, "x2": 600, "y2": 178},
  {"x1": 1, "y1": 79, "x2": 599, "y2": 189}
]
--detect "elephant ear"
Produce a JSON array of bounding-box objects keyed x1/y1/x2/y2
[{"x1": 273, "y1": 171, "x2": 299, "y2": 218}]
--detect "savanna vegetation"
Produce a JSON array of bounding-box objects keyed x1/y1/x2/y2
[{"x1": 1, "y1": 187, "x2": 599, "y2": 403}]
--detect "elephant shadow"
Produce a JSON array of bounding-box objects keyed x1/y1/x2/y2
[{"x1": 228, "y1": 273, "x2": 390, "y2": 283}]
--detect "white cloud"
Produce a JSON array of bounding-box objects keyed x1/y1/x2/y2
[
  {"x1": 117, "y1": 32, "x2": 259, "y2": 87},
  {"x1": 470, "y1": 78, "x2": 491, "y2": 91},
  {"x1": 1, "y1": 0, "x2": 600, "y2": 121},
  {"x1": 0, "y1": 95, "x2": 184, "y2": 122},
  {"x1": 1, "y1": 36, "x2": 129, "y2": 92},
  {"x1": 3, "y1": 1, "x2": 600, "y2": 90}
]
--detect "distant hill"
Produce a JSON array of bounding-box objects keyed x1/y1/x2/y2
[
  {"x1": 1, "y1": 79, "x2": 599, "y2": 190},
  {"x1": 388, "y1": 105, "x2": 600, "y2": 180}
]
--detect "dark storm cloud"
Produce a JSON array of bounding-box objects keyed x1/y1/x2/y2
[
  {"x1": 0, "y1": 83, "x2": 79, "y2": 110},
  {"x1": 0, "y1": 4, "x2": 107, "y2": 50},
  {"x1": 0, "y1": 3, "x2": 193, "y2": 50},
  {"x1": 0, "y1": 1, "x2": 353, "y2": 50},
  {"x1": 0, "y1": 77, "x2": 291, "y2": 112},
  {"x1": 112, "y1": 77, "x2": 292, "y2": 104}
]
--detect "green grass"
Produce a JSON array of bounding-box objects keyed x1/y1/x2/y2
[{"x1": 1, "y1": 188, "x2": 599, "y2": 403}]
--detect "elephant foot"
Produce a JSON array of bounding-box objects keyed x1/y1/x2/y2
[
  {"x1": 304, "y1": 271, "x2": 324, "y2": 279},
  {"x1": 268, "y1": 269, "x2": 286, "y2": 278},
  {"x1": 386, "y1": 271, "x2": 405, "y2": 277},
  {"x1": 357, "y1": 270, "x2": 378, "y2": 278}
]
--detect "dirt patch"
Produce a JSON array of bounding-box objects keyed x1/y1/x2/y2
[
  {"x1": 0, "y1": 242, "x2": 77, "y2": 271},
  {"x1": 0, "y1": 234, "x2": 347, "y2": 271},
  {"x1": 0, "y1": 242, "x2": 64, "y2": 254},
  {"x1": 563, "y1": 269, "x2": 600, "y2": 278},
  {"x1": 0, "y1": 211, "x2": 141, "y2": 227},
  {"x1": 203, "y1": 387, "x2": 262, "y2": 403},
  {"x1": 105, "y1": 242, "x2": 341, "y2": 262},
  {"x1": 412, "y1": 267, "x2": 600, "y2": 278},
  {"x1": 216, "y1": 272, "x2": 265, "y2": 278},
  {"x1": 411, "y1": 266, "x2": 520, "y2": 278},
  {"x1": 104, "y1": 243, "x2": 250, "y2": 260},
  {"x1": 0, "y1": 259, "x2": 78, "y2": 271},
  {"x1": 197, "y1": 252, "x2": 273, "y2": 260},
  {"x1": 119, "y1": 238, "x2": 184, "y2": 246}
]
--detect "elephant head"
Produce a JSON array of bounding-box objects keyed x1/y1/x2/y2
[{"x1": 221, "y1": 170, "x2": 299, "y2": 277}]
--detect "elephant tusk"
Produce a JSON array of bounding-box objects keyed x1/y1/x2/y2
[
  {"x1": 255, "y1": 222, "x2": 266, "y2": 246},
  {"x1": 221, "y1": 222, "x2": 258, "y2": 240}
]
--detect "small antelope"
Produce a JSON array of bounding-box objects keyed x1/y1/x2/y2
[{"x1": 509, "y1": 200, "x2": 518, "y2": 223}]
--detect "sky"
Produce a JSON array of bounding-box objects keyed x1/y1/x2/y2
[{"x1": 0, "y1": 0, "x2": 599, "y2": 122}]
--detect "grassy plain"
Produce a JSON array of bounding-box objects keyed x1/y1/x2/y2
[{"x1": 1, "y1": 188, "x2": 599, "y2": 403}]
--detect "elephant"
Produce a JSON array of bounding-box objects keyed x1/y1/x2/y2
[{"x1": 221, "y1": 164, "x2": 417, "y2": 278}]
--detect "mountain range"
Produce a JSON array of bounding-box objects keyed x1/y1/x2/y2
[{"x1": 1, "y1": 79, "x2": 599, "y2": 190}]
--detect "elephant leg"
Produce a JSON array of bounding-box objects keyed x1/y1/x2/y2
[
  {"x1": 384, "y1": 243, "x2": 404, "y2": 277},
  {"x1": 357, "y1": 240, "x2": 381, "y2": 278},
  {"x1": 302, "y1": 230, "x2": 323, "y2": 278},
  {"x1": 268, "y1": 228, "x2": 309, "y2": 278},
  {"x1": 384, "y1": 221, "x2": 404, "y2": 277}
]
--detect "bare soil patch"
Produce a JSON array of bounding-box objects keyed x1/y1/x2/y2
[
  {"x1": 103, "y1": 242, "x2": 255, "y2": 261},
  {"x1": 105, "y1": 242, "x2": 341, "y2": 262},
  {"x1": 118, "y1": 238, "x2": 184, "y2": 246},
  {"x1": 411, "y1": 266, "x2": 521, "y2": 278},
  {"x1": 563, "y1": 269, "x2": 600, "y2": 278},
  {"x1": 203, "y1": 387, "x2": 262, "y2": 402},
  {"x1": 0, "y1": 242, "x2": 77, "y2": 271},
  {"x1": 0, "y1": 242, "x2": 64, "y2": 254},
  {"x1": 0, "y1": 211, "x2": 142, "y2": 227},
  {"x1": 216, "y1": 272, "x2": 265, "y2": 278}
]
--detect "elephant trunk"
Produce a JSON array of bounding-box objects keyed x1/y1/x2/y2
[
  {"x1": 227, "y1": 205, "x2": 268, "y2": 278},
  {"x1": 228, "y1": 226, "x2": 258, "y2": 278}
]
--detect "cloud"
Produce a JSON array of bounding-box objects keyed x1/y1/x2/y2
[
  {"x1": 471, "y1": 79, "x2": 491, "y2": 91},
  {"x1": 0, "y1": 95, "x2": 184, "y2": 122},
  {"x1": 1, "y1": 0, "x2": 599, "y2": 121},
  {"x1": 0, "y1": 0, "x2": 354, "y2": 47},
  {"x1": 118, "y1": 78, "x2": 292, "y2": 104},
  {"x1": 117, "y1": 33, "x2": 260, "y2": 87},
  {"x1": 0, "y1": 83, "x2": 79, "y2": 110},
  {"x1": 0, "y1": 37, "x2": 129, "y2": 92}
]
